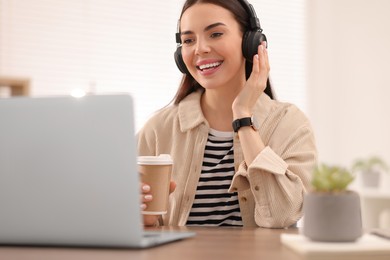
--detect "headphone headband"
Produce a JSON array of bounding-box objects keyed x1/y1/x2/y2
[
  {"x1": 176, "y1": 0, "x2": 262, "y2": 44},
  {"x1": 238, "y1": 0, "x2": 262, "y2": 30}
]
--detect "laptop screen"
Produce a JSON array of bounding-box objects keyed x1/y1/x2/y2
[{"x1": 0, "y1": 95, "x2": 144, "y2": 246}]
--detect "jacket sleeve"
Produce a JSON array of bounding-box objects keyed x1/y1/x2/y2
[
  {"x1": 229, "y1": 111, "x2": 317, "y2": 228},
  {"x1": 137, "y1": 124, "x2": 157, "y2": 156}
]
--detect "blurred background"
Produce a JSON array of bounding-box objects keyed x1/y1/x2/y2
[
  {"x1": 0, "y1": 0, "x2": 307, "y2": 128},
  {"x1": 1, "y1": 0, "x2": 390, "y2": 193}
]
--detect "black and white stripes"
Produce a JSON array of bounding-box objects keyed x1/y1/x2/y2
[{"x1": 186, "y1": 129, "x2": 243, "y2": 226}]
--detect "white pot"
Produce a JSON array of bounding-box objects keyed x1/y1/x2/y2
[{"x1": 361, "y1": 170, "x2": 380, "y2": 188}]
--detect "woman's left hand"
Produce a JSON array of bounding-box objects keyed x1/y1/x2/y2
[{"x1": 232, "y1": 41, "x2": 270, "y2": 118}]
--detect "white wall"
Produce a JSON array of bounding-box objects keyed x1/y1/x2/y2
[
  {"x1": 2, "y1": 0, "x2": 389, "y2": 172},
  {"x1": 307, "y1": 0, "x2": 390, "y2": 187},
  {"x1": 0, "y1": 0, "x2": 184, "y2": 130},
  {"x1": 0, "y1": 0, "x2": 307, "y2": 130}
]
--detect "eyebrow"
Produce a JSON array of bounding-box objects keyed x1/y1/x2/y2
[{"x1": 181, "y1": 22, "x2": 226, "y2": 36}]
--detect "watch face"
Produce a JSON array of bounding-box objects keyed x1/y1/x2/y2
[{"x1": 251, "y1": 115, "x2": 260, "y2": 130}]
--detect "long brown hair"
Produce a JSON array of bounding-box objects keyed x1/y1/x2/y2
[{"x1": 172, "y1": 0, "x2": 275, "y2": 105}]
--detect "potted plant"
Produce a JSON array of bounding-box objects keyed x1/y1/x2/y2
[
  {"x1": 303, "y1": 163, "x2": 362, "y2": 242},
  {"x1": 352, "y1": 156, "x2": 389, "y2": 188}
]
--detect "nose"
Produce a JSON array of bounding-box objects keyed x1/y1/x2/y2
[{"x1": 195, "y1": 38, "x2": 211, "y2": 55}]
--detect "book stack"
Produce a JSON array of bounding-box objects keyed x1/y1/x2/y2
[{"x1": 281, "y1": 233, "x2": 390, "y2": 260}]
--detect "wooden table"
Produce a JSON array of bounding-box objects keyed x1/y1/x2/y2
[{"x1": 0, "y1": 227, "x2": 301, "y2": 260}]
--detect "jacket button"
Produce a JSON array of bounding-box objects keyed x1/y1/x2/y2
[
  {"x1": 231, "y1": 187, "x2": 237, "y2": 192},
  {"x1": 241, "y1": 197, "x2": 247, "y2": 202},
  {"x1": 254, "y1": 186, "x2": 259, "y2": 191}
]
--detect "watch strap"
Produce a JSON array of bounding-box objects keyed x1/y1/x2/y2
[{"x1": 232, "y1": 117, "x2": 252, "y2": 132}]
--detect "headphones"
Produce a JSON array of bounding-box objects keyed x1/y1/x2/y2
[{"x1": 174, "y1": 0, "x2": 267, "y2": 74}]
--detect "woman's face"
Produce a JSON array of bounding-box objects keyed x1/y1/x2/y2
[{"x1": 180, "y1": 3, "x2": 246, "y2": 90}]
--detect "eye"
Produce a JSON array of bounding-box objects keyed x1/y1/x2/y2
[
  {"x1": 210, "y1": 32, "x2": 223, "y2": 38},
  {"x1": 181, "y1": 37, "x2": 194, "y2": 45},
  {"x1": 183, "y1": 39, "x2": 193, "y2": 44}
]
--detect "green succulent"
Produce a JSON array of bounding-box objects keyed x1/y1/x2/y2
[
  {"x1": 311, "y1": 164, "x2": 355, "y2": 192},
  {"x1": 351, "y1": 156, "x2": 389, "y2": 174}
]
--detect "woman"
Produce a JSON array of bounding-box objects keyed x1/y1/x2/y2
[{"x1": 138, "y1": 0, "x2": 317, "y2": 228}]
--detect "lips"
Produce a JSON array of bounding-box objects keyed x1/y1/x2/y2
[
  {"x1": 197, "y1": 61, "x2": 222, "y2": 71},
  {"x1": 195, "y1": 60, "x2": 223, "y2": 76}
]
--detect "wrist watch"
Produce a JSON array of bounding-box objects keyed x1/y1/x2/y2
[{"x1": 232, "y1": 115, "x2": 259, "y2": 132}]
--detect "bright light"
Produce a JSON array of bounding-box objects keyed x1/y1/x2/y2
[{"x1": 70, "y1": 88, "x2": 86, "y2": 98}]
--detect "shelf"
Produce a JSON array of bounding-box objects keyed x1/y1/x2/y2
[{"x1": 0, "y1": 77, "x2": 30, "y2": 96}]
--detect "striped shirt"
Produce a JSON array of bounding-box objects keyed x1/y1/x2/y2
[{"x1": 186, "y1": 128, "x2": 243, "y2": 226}]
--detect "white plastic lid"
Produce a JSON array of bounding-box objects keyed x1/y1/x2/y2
[{"x1": 137, "y1": 154, "x2": 173, "y2": 165}]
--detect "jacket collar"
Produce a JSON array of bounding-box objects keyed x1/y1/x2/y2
[{"x1": 178, "y1": 90, "x2": 207, "y2": 132}]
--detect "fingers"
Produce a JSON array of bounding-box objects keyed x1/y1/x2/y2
[
  {"x1": 140, "y1": 181, "x2": 175, "y2": 211},
  {"x1": 249, "y1": 42, "x2": 269, "y2": 85},
  {"x1": 169, "y1": 180, "x2": 177, "y2": 194},
  {"x1": 143, "y1": 215, "x2": 160, "y2": 226},
  {"x1": 140, "y1": 183, "x2": 150, "y2": 194},
  {"x1": 252, "y1": 52, "x2": 260, "y2": 75},
  {"x1": 140, "y1": 183, "x2": 152, "y2": 210},
  {"x1": 262, "y1": 41, "x2": 270, "y2": 71},
  {"x1": 257, "y1": 42, "x2": 268, "y2": 72},
  {"x1": 141, "y1": 181, "x2": 175, "y2": 227}
]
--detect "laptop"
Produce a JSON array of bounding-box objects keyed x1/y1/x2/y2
[{"x1": 0, "y1": 94, "x2": 195, "y2": 248}]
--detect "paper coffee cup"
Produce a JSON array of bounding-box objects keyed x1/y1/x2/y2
[{"x1": 138, "y1": 154, "x2": 173, "y2": 215}]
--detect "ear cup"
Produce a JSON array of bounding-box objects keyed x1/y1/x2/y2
[
  {"x1": 174, "y1": 46, "x2": 189, "y2": 74},
  {"x1": 242, "y1": 30, "x2": 267, "y2": 62}
]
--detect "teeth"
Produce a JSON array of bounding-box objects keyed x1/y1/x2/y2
[{"x1": 199, "y1": 62, "x2": 221, "y2": 70}]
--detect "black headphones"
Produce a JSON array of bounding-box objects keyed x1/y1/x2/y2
[{"x1": 174, "y1": 0, "x2": 267, "y2": 74}]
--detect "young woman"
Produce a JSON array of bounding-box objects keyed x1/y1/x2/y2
[{"x1": 138, "y1": 0, "x2": 317, "y2": 228}]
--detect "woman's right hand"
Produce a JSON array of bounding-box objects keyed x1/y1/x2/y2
[
  {"x1": 232, "y1": 41, "x2": 269, "y2": 119},
  {"x1": 141, "y1": 181, "x2": 176, "y2": 226}
]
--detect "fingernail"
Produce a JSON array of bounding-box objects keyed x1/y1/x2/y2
[
  {"x1": 144, "y1": 195, "x2": 152, "y2": 200},
  {"x1": 259, "y1": 45, "x2": 264, "y2": 51},
  {"x1": 142, "y1": 185, "x2": 150, "y2": 192},
  {"x1": 141, "y1": 204, "x2": 147, "y2": 210},
  {"x1": 255, "y1": 54, "x2": 259, "y2": 60}
]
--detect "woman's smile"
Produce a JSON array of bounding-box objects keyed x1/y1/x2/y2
[{"x1": 196, "y1": 60, "x2": 224, "y2": 76}]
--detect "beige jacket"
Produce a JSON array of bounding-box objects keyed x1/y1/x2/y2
[{"x1": 137, "y1": 90, "x2": 317, "y2": 228}]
